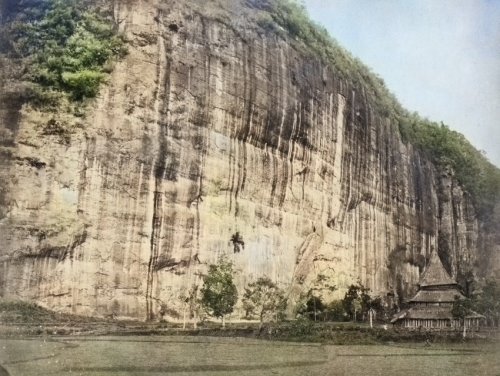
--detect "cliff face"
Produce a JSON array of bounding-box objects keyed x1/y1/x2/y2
[{"x1": 0, "y1": 0, "x2": 498, "y2": 319}]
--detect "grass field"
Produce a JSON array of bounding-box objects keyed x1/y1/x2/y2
[{"x1": 0, "y1": 336, "x2": 498, "y2": 376}]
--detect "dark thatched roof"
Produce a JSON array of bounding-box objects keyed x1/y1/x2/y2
[
  {"x1": 419, "y1": 251, "x2": 457, "y2": 287},
  {"x1": 409, "y1": 288, "x2": 465, "y2": 303},
  {"x1": 392, "y1": 307, "x2": 453, "y2": 321},
  {"x1": 391, "y1": 251, "x2": 483, "y2": 325},
  {"x1": 391, "y1": 307, "x2": 484, "y2": 323}
]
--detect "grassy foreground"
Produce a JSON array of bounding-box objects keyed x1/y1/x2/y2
[
  {"x1": 1, "y1": 300, "x2": 496, "y2": 345},
  {"x1": 0, "y1": 335, "x2": 498, "y2": 376}
]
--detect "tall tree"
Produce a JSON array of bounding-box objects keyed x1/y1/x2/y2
[
  {"x1": 476, "y1": 279, "x2": 500, "y2": 327},
  {"x1": 242, "y1": 277, "x2": 286, "y2": 328},
  {"x1": 341, "y1": 283, "x2": 380, "y2": 322},
  {"x1": 298, "y1": 273, "x2": 336, "y2": 321},
  {"x1": 200, "y1": 259, "x2": 238, "y2": 328},
  {"x1": 451, "y1": 297, "x2": 475, "y2": 338},
  {"x1": 305, "y1": 295, "x2": 326, "y2": 322},
  {"x1": 180, "y1": 284, "x2": 201, "y2": 329}
]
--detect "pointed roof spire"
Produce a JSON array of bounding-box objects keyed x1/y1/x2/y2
[{"x1": 419, "y1": 251, "x2": 456, "y2": 287}]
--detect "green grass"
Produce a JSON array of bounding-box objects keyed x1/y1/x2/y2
[
  {"x1": 0, "y1": 299, "x2": 58, "y2": 323},
  {"x1": 0, "y1": 336, "x2": 497, "y2": 376},
  {"x1": 1, "y1": 299, "x2": 492, "y2": 345},
  {"x1": 0, "y1": 299, "x2": 102, "y2": 326}
]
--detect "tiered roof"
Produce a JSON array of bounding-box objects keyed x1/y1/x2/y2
[
  {"x1": 409, "y1": 289, "x2": 463, "y2": 304},
  {"x1": 393, "y1": 306, "x2": 454, "y2": 320},
  {"x1": 408, "y1": 251, "x2": 465, "y2": 304},
  {"x1": 392, "y1": 306, "x2": 484, "y2": 322},
  {"x1": 391, "y1": 251, "x2": 472, "y2": 324},
  {"x1": 419, "y1": 251, "x2": 457, "y2": 288}
]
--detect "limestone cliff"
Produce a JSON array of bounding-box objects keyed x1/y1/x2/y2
[{"x1": 0, "y1": 0, "x2": 498, "y2": 320}]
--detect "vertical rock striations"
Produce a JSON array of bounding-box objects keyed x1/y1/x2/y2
[{"x1": 0, "y1": 0, "x2": 498, "y2": 319}]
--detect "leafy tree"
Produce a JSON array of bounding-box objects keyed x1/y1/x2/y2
[
  {"x1": 325, "y1": 300, "x2": 348, "y2": 322},
  {"x1": 351, "y1": 298, "x2": 362, "y2": 322},
  {"x1": 306, "y1": 295, "x2": 325, "y2": 321},
  {"x1": 296, "y1": 274, "x2": 336, "y2": 321},
  {"x1": 180, "y1": 284, "x2": 202, "y2": 329},
  {"x1": 449, "y1": 279, "x2": 499, "y2": 335},
  {"x1": 200, "y1": 259, "x2": 238, "y2": 328},
  {"x1": 341, "y1": 283, "x2": 381, "y2": 322},
  {"x1": 475, "y1": 279, "x2": 500, "y2": 327},
  {"x1": 342, "y1": 284, "x2": 364, "y2": 321},
  {"x1": 242, "y1": 277, "x2": 286, "y2": 328},
  {"x1": 452, "y1": 297, "x2": 475, "y2": 338},
  {"x1": 297, "y1": 295, "x2": 325, "y2": 321}
]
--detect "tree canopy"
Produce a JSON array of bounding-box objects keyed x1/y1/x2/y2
[
  {"x1": 341, "y1": 284, "x2": 382, "y2": 322},
  {"x1": 242, "y1": 277, "x2": 286, "y2": 327},
  {"x1": 475, "y1": 279, "x2": 500, "y2": 326},
  {"x1": 200, "y1": 259, "x2": 238, "y2": 327}
]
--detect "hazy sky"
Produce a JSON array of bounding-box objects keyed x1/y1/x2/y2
[{"x1": 304, "y1": 0, "x2": 500, "y2": 167}]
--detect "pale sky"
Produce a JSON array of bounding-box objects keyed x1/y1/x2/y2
[{"x1": 304, "y1": 0, "x2": 500, "y2": 167}]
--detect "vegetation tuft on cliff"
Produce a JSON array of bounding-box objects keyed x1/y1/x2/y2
[{"x1": 2, "y1": 0, "x2": 126, "y2": 107}]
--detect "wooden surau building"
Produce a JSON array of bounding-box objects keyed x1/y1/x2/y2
[{"x1": 391, "y1": 251, "x2": 484, "y2": 330}]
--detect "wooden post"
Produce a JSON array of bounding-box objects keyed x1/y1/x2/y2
[{"x1": 182, "y1": 302, "x2": 187, "y2": 330}]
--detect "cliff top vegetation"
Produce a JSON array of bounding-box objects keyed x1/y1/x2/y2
[
  {"x1": 256, "y1": 0, "x2": 500, "y2": 218},
  {"x1": 1, "y1": 0, "x2": 126, "y2": 108}
]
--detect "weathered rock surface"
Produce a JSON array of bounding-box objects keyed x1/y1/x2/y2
[{"x1": 0, "y1": 0, "x2": 498, "y2": 320}]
